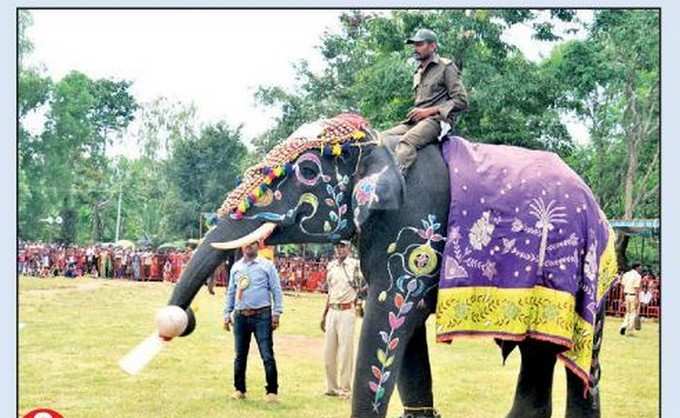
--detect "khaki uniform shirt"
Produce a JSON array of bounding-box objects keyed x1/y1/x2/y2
[
  {"x1": 326, "y1": 257, "x2": 363, "y2": 304},
  {"x1": 411, "y1": 54, "x2": 468, "y2": 124},
  {"x1": 621, "y1": 269, "x2": 642, "y2": 294}
]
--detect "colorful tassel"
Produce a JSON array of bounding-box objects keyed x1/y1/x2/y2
[{"x1": 331, "y1": 143, "x2": 343, "y2": 156}]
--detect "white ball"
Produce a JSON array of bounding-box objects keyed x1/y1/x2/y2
[{"x1": 156, "y1": 306, "x2": 188, "y2": 339}]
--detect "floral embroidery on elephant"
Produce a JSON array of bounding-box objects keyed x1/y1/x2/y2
[
  {"x1": 468, "y1": 210, "x2": 495, "y2": 250},
  {"x1": 443, "y1": 199, "x2": 581, "y2": 284},
  {"x1": 436, "y1": 136, "x2": 619, "y2": 393},
  {"x1": 369, "y1": 215, "x2": 443, "y2": 413}
]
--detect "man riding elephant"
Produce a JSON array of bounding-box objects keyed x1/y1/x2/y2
[{"x1": 381, "y1": 28, "x2": 469, "y2": 176}]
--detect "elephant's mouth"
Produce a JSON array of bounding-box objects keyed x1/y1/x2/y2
[{"x1": 210, "y1": 222, "x2": 277, "y2": 250}]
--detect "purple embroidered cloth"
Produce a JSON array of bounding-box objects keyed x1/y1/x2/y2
[{"x1": 438, "y1": 137, "x2": 613, "y2": 321}]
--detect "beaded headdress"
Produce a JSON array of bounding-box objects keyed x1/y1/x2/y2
[{"x1": 217, "y1": 113, "x2": 372, "y2": 219}]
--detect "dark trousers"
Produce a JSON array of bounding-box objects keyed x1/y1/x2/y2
[{"x1": 233, "y1": 309, "x2": 278, "y2": 394}]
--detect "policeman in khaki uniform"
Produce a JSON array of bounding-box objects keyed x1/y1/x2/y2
[
  {"x1": 619, "y1": 263, "x2": 643, "y2": 336},
  {"x1": 321, "y1": 240, "x2": 365, "y2": 397},
  {"x1": 382, "y1": 28, "x2": 469, "y2": 175}
]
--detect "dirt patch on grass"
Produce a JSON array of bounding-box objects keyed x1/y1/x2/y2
[{"x1": 276, "y1": 334, "x2": 324, "y2": 359}]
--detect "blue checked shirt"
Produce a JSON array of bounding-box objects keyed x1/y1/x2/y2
[{"x1": 224, "y1": 257, "x2": 284, "y2": 319}]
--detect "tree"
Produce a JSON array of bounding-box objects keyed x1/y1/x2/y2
[
  {"x1": 167, "y1": 122, "x2": 248, "y2": 238},
  {"x1": 20, "y1": 71, "x2": 137, "y2": 243},
  {"x1": 18, "y1": 10, "x2": 34, "y2": 69},
  {"x1": 134, "y1": 96, "x2": 199, "y2": 161},
  {"x1": 253, "y1": 9, "x2": 578, "y2": 156},
  {"x1": 18, "y1": 10, "x2": 54, "y2": 241},
  {"x1": 127, "y1": 97, "x2": 203, "y2": 243},
  {"x1": 91, "y1": 78, "x2": 139, "y2": 155},
  {"x1": 547, "y1": 10, "x2": 659, "y2": 268}
]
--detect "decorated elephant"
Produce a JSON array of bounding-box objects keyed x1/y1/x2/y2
[{"x1": 160, "y1": 114, "x2": 617, "y2": 418}]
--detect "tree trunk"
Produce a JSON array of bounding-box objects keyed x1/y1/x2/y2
[
  {"x1": 60, "y1": 204, "x2": 77, "y2": 244},
  {"x1": 615, "y1": 78, "x2": 640, "y2": 271},
  {"x1": 622, "y1": 129, "x2": 638, "y2": 221},
  {"x1": 615, "y1": 234, "x2": 629, "y2": 271}
]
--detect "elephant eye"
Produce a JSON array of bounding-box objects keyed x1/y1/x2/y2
[{"x1": 300, "y1": 166, "x2": 317, "y2": 178}]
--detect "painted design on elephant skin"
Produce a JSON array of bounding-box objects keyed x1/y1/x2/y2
[
  {"x1": 236, "y1": 154, "x2": 351, "y2": 240},
  {"x1": 354, "y1": 166, "x2": 386, "y2": 207},
  {"x1": 312, "y1": 168, "x2": 350, "y2": 238},
  {"x1": 293, "y1": 152, "x2": 332, "y2": 186},
  {"x1": 370, "y1": 215, "x2": 443, "y2": 413},
  {"x1": 219, "y1": 113, "x2": 369, "y2": 219}
]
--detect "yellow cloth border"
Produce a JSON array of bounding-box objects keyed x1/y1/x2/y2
[
  {"x1": 435, "y1": 225, "x2": 618, "y2": 388},
  {"x1": 435, "y1": 285, "x2": 594, "y2": 380},
  {"x1": 597, "y1": 226, "x2": 618, "y2": 303}
]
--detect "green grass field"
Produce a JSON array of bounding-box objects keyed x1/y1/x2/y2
[{"x1": 19, "y1": 277, "x2": 659, "y2": 417}]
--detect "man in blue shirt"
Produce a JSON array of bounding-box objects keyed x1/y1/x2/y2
[{"x1": 224, "y1": 242, "x2": 284, "y2": 402}]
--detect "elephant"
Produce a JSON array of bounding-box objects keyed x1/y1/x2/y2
[{"x1": 161, "y1": 114, "x2": 616, "y2": 418}]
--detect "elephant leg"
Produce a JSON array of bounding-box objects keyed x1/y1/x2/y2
[
  {"x1": 565, "y1": 301, "x2": 606, "y2": 418},
  {"x1": 396, "y1": 323, "x2": 439, "y2": 418},
  {"x1": 506, "y1": 339, "x2": 558, "y2": 418},
  {"x1": 350, "y1": 288, "x2": 434, "y2": 418}
]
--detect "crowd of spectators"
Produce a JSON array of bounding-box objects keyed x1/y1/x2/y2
[
  {"x1": 20, "y1": 241, "x2": 661, "y2": 317},
  {"x1": 17, "y1": 241, "x2": 193, "y2": 282},
  {"x1": 208, "y1": 254, "x2": 332, "y2": 293},
  {"x1": 18, "y1": 241, "x2": 336, "y2": 293}
]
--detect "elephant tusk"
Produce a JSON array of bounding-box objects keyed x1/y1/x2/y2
[{"x1": 210, "y1": 222, "x2": 277, "y2": 250}]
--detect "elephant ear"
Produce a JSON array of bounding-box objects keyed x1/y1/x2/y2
[{"x1": 352, "y1": 146, "x2": 405, "y2": 231}]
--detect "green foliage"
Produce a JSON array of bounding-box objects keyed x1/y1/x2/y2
[
  {"x1": 167, "y1": 122, "x2": 248, "y2": 238},
  {"x1": 254, "y1": 9, "x2": 575, "y2": 155},
  {"x1": 134, "y1": 96, "x2": 199, "y2": 160},
  {"x1": 544, "y1": 9, "x2": 659, "y2": 267},
  {"x1": 19, "y1": 68, "x2": 138, "y2": 244},
  {"x1": 17, "y1": 8, "x2": 659, "y2": 266},
  {"x1": 18, "y1": 69, "x2": 51, "y2": 119},
  {"x1": 18, "y1": 10, "x2": 34, "y2": 68}
]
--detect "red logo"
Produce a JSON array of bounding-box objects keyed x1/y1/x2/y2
[{"x1": 23, "y1": 408, "x2": 64, "y2": 418}]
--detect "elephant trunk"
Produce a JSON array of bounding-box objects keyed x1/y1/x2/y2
[
  {"x1": 168, "y1": 237, "x2": 230, "y2": 310},
  {"x1": 164, "y1": 217, "x2": 275, "y2": 338}
]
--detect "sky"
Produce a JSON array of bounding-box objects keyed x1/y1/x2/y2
[{"x1": 23, "y1": 9, "x2": 593, "y2": 158}]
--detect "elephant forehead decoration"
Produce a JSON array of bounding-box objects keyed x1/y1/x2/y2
[{"x1": 218, "y1": 113, "x2": 373, "y2": 220}]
